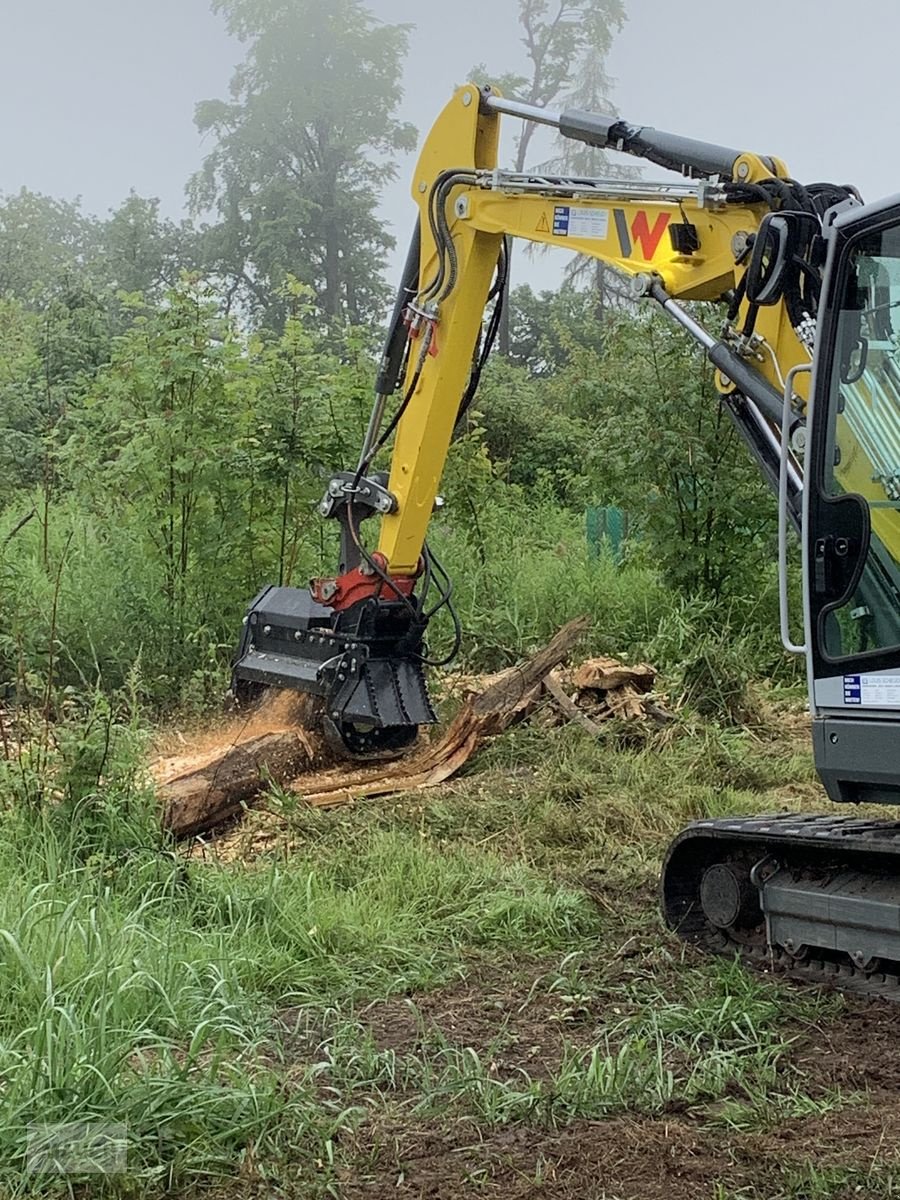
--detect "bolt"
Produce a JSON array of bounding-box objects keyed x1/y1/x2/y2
[
  {"x1": 418, "y1": 180, "x2": 428, "y2": 193},
  {"x1": 737, "y1": 161, "x2": 750, "y2": 180},
  {"x1": 263, "y1": 625, "x2": 272, "y2": 636},
  {"x1": 830, "y1": 732, "x2": 839, "y2": 744},
  {"x1": 462, "y1": 90, "x2": 472, "y2": 106},
  {"x1": 294, "y1": 631, "x2": 303, "y2": 641},
  {"x1": 731, "y1": 231, "x2": 750, "y2": 259}
]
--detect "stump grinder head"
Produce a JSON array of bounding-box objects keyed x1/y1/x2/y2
[{"x1": 231, "y1": 584, "x2": 436, "y2": 758}]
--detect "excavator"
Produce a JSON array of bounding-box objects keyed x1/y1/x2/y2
[{"x1": 233, "y1": 84, "x2": 900, "y2": 997}]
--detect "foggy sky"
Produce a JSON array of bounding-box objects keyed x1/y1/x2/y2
[{"x1": 3, "y1": 0, "x2": 900, "y2": 292}]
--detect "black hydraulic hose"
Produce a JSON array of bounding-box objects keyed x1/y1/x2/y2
[{"x1": 374, "y1": 222, "x2": 421, "y2": 398}]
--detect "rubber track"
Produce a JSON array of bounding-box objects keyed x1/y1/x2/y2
[{"x1": 665, "y1": 813, "x2": 900, "y2": 1001}]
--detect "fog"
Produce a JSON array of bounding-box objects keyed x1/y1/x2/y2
[{"x1": 3, "y1": 0, "x2": 899, "y2": 290}]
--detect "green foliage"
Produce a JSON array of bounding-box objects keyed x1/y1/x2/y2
[
  {"x1": 507, "y1": 283, "x2": 607, "y2": 376},
  {"x1": 99, "y1": 192, "x2": 198, "y2": 298},
  {"x1": 460, "y1": 358, "x2": 597, "y2": 506},
  {"x1": 563, "y1": 310, "x2": 779, "y2": 600},
  {"x1": 0, "y1": 299, "x2": 44, "y2": 501},
  {"x1": 0, "y1": 190, "x2": 99, "y2": 301},
  {"x1": 0, "y1": 188, "x2": 198, "y2": 314}
]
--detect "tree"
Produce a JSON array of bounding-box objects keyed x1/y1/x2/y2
[
  {"x1": 0, "y1": 300, "x2": 44, "y2": 505},
  {"x1": 190, "y1": 0, "x2": 417, "y2": 328},
  {"x1": 463, "y1": 356, "x2": 596, "y2": 507},
  {"x1": 475, "y1": 0, "x2": 624, "y2": 175},
  {"x1": 558, "y1": 310, "x2": 777, "y2": 599},
  {"x1": 471, "y1": 0, "x2": 628, "y2": 351},
  {"x1": 231, "y1": 280, "x2": 372, "y2": 589},
  {"x1": 508, "y1": 283, "x2": 607, "y2": 375},
  {"x1": 99, "y1": 193, "x2": 198, "y2": 299},
  {"x1": 0, "y1": 190, "x2": 100, "y2": 303},
  {"x1": 61, "y1": 282, "x2": 245, "y2": 672}
]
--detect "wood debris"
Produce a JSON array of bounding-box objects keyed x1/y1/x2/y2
[
  {"x1": 542, "y1": 657, "x2": 668, "y2": 727},
  {"x1": 286, "y1": 616, "x2": 590, "y2": 809},
  {"x1": 155, "y1": 623, "x2": 671, "y2": 840}
]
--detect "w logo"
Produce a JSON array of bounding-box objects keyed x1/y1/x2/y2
[{"x1": 614, "y1": 210, "x2": 671, "y2": 260}]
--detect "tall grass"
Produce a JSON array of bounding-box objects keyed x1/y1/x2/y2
[
  {"x1": 0, "y1": 706, "x2": 609, "y2": 1190},
  {"x1": 0, "y1": 485, "x2": 798, "y2": 716}
]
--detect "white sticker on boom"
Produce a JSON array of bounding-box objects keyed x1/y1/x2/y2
[
  {"x1": 553, "y1": 206, "x2": 609, "y2": 239},
  {"x1": 843, "y1": 673, "x2": 900, "y2": 706}
]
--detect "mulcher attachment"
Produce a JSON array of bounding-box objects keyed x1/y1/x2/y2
[{"x1": 231, "y1": 585, "x2": 436, "y2": 758}]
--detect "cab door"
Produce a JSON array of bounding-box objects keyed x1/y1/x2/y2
[{"x1": 807, "y1": 199, "x2": 900, "y2": 803}]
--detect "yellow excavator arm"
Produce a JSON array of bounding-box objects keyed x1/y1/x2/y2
[
  {"x1": 378, "y1": 84, "x2": 809, "y2": 576},
  {"x1": 232, "y1": 81, "x2": 859, "y2": 758}
]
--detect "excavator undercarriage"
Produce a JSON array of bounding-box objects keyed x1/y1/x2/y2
[{"x1": 665, "y1": 815, "x2": 900, "y2": 999}]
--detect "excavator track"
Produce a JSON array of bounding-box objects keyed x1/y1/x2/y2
[{"x1": 662, "y1": 814, "x2": 900, "y2": 1001}]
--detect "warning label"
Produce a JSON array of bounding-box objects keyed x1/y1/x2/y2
[
  {"x1": 553, "y1": 205, "x2": 610, "y2": 239},
  {"x1": 536, "y1": 212, "x2": 550, "y2": 233}
]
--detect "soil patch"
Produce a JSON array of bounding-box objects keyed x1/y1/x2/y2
[
  {"x1": 338, "y1": 1105, "x2": 900, "y2": 1200},
  {"x1": 791, "y1": 995, "x2": 900, "y2": 1092}
]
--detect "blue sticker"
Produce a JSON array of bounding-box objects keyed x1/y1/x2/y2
[
  {"x1": 843, "y1": 674, "x2": 862, "y2": 704},
  {"x1": 553, "y1": 206, "x2": 570, "y2": 236}
]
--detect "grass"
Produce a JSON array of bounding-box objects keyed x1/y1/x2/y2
[{"x1": 0, "y1": 691, "x2": 895, "y2": 1198}]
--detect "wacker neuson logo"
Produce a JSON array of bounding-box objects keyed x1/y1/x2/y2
[{"x1": 26, "y1": 1122, "x2": 128, "y2": 1175}]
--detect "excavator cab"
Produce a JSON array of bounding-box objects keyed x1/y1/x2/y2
[{"x1": 804, "y1": 198, "x2": 900, "y2": 803}]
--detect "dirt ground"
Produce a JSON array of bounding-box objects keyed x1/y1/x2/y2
[
  {"x1": 330, "y1": 978, "x2": 900, "y2": 1199},
  {"x1": 269, "y1": 939, "x2": 900, "y2": 1199}
]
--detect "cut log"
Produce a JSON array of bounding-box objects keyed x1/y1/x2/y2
[{"x1": 160, "y1": 730, "x2": 313, "y2": 837}]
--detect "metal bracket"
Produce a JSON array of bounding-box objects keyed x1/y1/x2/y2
[{"x1": 319, "y1": 472, "x2": 397, "y2": 519}]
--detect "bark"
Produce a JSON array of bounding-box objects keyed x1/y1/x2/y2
[{"x1": 160, "y1": 731, "x2": 313, "y2": 838}]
